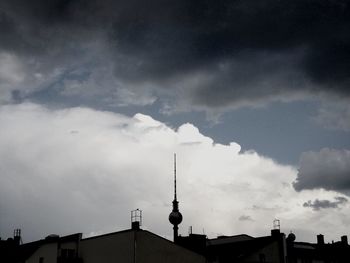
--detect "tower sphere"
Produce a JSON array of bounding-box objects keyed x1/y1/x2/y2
[{"x1": 169, "y1": 211, "x2": 183, "y2": 225}]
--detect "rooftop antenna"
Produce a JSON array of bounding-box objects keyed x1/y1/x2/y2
[{"x1": 169, "y1": 153, "x2": 183, "y2": 242}]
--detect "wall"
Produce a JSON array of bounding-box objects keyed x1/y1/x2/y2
[
  {"x1": 26, "y1": 243, "x2": 57, "y2": 263},
  {"x1": 25, "y1": 230, "x2": 206, "y2": 263},
  {"x1": 137, "y1": 231, "x2": 206, "y2": 263},
  {"x1": 80, "y1": 231, "x2": 134, "y2": 263},
  {"x1": 244, "y1": 241, "x2": 282, "y2": 263}
]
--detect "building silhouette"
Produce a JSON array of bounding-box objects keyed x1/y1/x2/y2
[
  {"x1": 176, "y1": 229, "x2": 350, "y2": 263},
  {"x1": 0, "y1": 217, "x2": 205, "y2": 263},
  {"x1": 2, "y1": 224, "x2": 350, "y2": 263}
]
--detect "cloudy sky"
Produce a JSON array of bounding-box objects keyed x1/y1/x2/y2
[{"x1": 0, "y1": 0, "x2": 350, "y2": 243}]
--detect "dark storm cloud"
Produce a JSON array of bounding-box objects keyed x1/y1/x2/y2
[
  {"x1": 1, "y1": 0, "x2": 350, "y2": 108},
  {"x1": 303, "y1": 197, "x2": 348, "y2": 211},
  {"x1": 293, "y1": 148, "x2": 350, "y2": 195}
]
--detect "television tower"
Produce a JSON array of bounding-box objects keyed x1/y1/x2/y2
[{"x1": 168, "y1": 153, "x2": 183, "y2": 242}]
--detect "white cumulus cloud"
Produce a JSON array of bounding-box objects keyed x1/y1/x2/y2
[{"x1": 0, "y1": 103, "x2": 348, "y2": 243}]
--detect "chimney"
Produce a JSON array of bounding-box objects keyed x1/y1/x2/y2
[
  {"x1": 271, "y1": 229, "x2": 281, "y2": 238},
  {"x1": 341, "y1": 235, "x2": 348, "y2": 245},
  {"x1": 13, "y1": 229, "x2": 21, "y2": 246},
  {"x1": 132, "y1": 221, "x2": 140, "y2": 230},
  {"x1": 317, "y1": 234, "x2": 324, "y2": 245}
]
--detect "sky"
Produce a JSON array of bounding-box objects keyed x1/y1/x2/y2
[{"x1": 0, "y1": 0, "x2": 350, "y2": 243}]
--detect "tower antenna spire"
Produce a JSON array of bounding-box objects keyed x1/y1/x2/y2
[{"x1": 174, "y1": 153, "x2": 177, "y2": 201}]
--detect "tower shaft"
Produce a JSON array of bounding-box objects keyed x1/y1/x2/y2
[{"x1": 174, "y1": 153, "x2": 177, "y2": 201}]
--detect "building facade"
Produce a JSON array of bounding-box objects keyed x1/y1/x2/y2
[{"x1": 1, "y1": 228, "x2": 205, "y2": 263}]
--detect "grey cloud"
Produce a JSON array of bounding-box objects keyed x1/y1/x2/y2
[
  {"x1": 251, "y1": 205, "x2": 277, "y2": 211},
  {"x1": 11, "y1": 90, "x2": 23, "y2": 103},
  {"x1": 293, "y1": 148, "x2": 350, "y2": 195},
  {"x1": 314, "y1": 102, "x2": 350, "y2": 132},
  {"x1": 303, "y1": 197, "x2": 348, "y2": 211},
  {"x1": 238, "y1": 215, "x2": 254, "y2": 221},
  {"x1": 1, "y1": 0, "x2": 350, "y2": 110}
]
